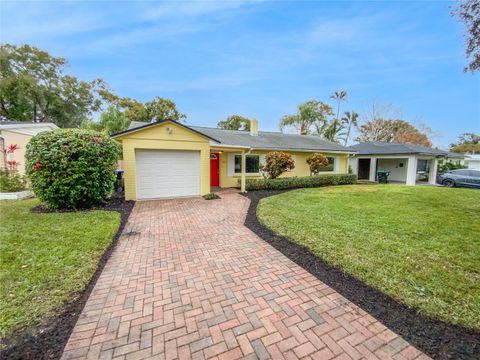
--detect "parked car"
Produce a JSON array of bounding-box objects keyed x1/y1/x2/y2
[{"x1": 437, "y1": 169, "x2": 480, "y2": 188}]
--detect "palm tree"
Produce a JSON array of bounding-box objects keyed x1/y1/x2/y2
[
  {"x1": 330, "y1": 91, "x2": 348, "y2": 123},
  {"x1": 323, "y1": 119, "x2": 346, "y2": 143},
  {"x1": 341, "y1": 111, "x2": 359, "y2": 146}
]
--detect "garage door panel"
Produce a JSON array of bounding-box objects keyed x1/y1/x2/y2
[{"x1": 135, "y1": 149, "x2": 200, "y2": 199}]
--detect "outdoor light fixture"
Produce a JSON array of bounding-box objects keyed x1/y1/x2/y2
[{"x1": 166, "y1": 127, "x2": 173, "y2": 134}]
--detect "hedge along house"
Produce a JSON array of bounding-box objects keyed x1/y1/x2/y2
[
  {"x1": 112, "y1": 119, "x2": 355, "y2": 200},
  {"x1": 349, "y1": 142, "x2": 448, "y2": 186}
]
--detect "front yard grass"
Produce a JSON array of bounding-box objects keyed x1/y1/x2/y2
[
  {"x1": 257, "y1": 185, "x2": 480, "y2": 330},
  {"x1": 0, "y1": 199, "x2": 120, "y2": 339}
]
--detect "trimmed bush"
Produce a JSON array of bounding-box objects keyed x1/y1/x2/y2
[
  {"x1": 262, "y1": 151, "x2": 295, "y2": 179},
  {"x1": 306, "y1": 153, "x2": 329, "y2": 175},
  {"x1": 25, "y1": 129, "x2": 121, "y2": 209},
  {"x1": 244, "y1": 173, "x2": 357, "y2": 191},
  {"x1": 438, "y1": 161, "x2": 466, "y2": 173}
]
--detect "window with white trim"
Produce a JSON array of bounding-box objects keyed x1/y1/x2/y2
[
  {"x1": 318, "y1": 156, "x2": 335, "y2": 172},
  {"x1": 234, "y1": 155, "x2": 260, "y2": 173}
]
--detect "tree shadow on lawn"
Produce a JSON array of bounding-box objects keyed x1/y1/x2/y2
[{"x1": 244, "y1": 190, "x2": 480, "y2": 360}]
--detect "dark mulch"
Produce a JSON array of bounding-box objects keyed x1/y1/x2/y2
[
  {"x1": 244, "y1": 190, "x2": 480, "y2": 360},
  {"x1": 1, "y1": 192, "x2": 135, "y2": 360}
]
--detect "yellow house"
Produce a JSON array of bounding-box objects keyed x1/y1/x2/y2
[
  {"x1": 112, "y1": 119, "x2": 355, "y2": 200},
  {"x1": 0, "y1": 122, "x2": 59, "y2": 174}
]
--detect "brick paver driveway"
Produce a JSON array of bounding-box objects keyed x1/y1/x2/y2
[{"x1": 62, "y1": 190, "x2": 429, "y2": 360}]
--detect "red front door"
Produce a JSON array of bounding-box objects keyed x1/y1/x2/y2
[{"x1": 210, "y1": 153, "x2": 220, "y2": 186}]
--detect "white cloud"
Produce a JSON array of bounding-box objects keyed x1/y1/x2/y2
[
  {"x1": 0, "y1": 0, "x2": 252, "y2": 55},
  {"x1": 140, "y1": 0, "x2": 248, "y2": 21}
]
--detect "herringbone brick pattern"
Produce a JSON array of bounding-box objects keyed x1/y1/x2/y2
[{"x1": 62, "y1": 189, "x2": 429, "y2": 360}]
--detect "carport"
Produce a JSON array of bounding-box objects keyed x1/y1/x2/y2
[{"x1": 349, "y1": 142, "x2": 448, "y2": 185}]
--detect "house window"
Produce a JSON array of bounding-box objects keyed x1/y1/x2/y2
[
  {"x1": 234, "y1": 155, "x2": 260, "y2": 173},
  {"x1": 318, "y1": 156, "x2": 335, "y2": 172},
  {"x1": 417, "y1": 159, "x2": 428, "y2": 172}
]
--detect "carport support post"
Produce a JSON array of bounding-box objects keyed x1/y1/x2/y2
[
  {"x1": 428, "y1": 158, "x2": 438, "y2": 185},
  {"x1": 406, "y1": 156, "x2": 418, "y2": 186},
  {"x1": 240, "y1": 151, "x2": 246, "y2": 192},
  {"x1": 368, "y1": 157, "x2": 377, "y2": 182}
]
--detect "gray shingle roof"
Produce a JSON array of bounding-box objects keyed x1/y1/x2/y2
[
  {"x1": 126, "y1": 121, "x2": 353, "y2": 153},
  {"x1": 0, "y1": 122, "x2": 58, "y2": 136},
  {"x1": 350, "y1": 141, "x2": 448, "y2": 156}
]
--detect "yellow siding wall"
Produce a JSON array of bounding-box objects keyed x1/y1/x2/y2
[
  {"x1": 0, "y1": 130, "x2": 32, "y2": 174},
  {"x1": 116, "y1": 122, "x2": 211, "y2": 200},
  {"x1": 219, "y1": 150, "x2": 349, "y2": 188}
]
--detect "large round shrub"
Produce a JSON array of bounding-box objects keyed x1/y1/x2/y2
[
  {"x1": 25, "y1": 129, "x2": 121, "y2": 209},
  {"x1": 306, "y1": 153, "x2": 329, "y2": 175},
  {"x1": 262, "y1": 151, "x2": 295, "y2": 179}
]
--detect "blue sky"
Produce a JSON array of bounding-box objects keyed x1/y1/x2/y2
[{"x1": 1, "y1": 0, "x2": 479, "y2": 148}]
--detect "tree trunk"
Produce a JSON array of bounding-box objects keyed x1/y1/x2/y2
[
  {"x1": 33, "y1": 102, "x2": 37, "y2": 122},
  {"x1": 344, "y1": 122, "x2": 352, "y2": 146}
]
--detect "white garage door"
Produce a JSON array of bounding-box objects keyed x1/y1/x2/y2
[{"x1": 136, "y1": 149, "x2": 200, "y2": 199}]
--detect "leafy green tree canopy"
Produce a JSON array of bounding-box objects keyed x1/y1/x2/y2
[
  {"x1": 279, "y1": 100, "x2": 333, "y2": 135},
  {"x1": 217, "y1": 115, "x2": 252, "y2": 131},
  {"x1": 0, "y1": 44, "x2": 109, "y2": 127},
  {"x1": 279, "y1": 99, "x2": 349, "y2": 143},
  {"x1": 452, "y1": 0, "x2": 480, "y2": 72},
  {"x1": 106, "y1": 95, "x2": 186, "y2": 123},
  {"x1": 81, "y1": 105, "x2": 130, "y2": 134},
  {"x1": 450, "y1": 132, "x2": 480, "y2": 153}
]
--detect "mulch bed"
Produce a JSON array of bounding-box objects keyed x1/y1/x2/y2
[
  {"x1": 244, "y1": 190, "x2": 480, "y2": 360},
  {"x1": 1, "y1": 192, "x2": 135, "y2": 360}
]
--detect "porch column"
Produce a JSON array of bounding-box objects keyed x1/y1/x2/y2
[
  {"x1": 406, "y1": 156, "x2": 418, "y2": 186},
  {"x1": 428, "y1": 158, "x2": 438, "y2": 185},
  {"x1": 369, "y1": 157, "x2": 377, "y2": 182},
  {"x1": 240, "y1": 150, "x2": 246, "y2": 192}
]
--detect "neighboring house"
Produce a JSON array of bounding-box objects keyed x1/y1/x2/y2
[
  {"x1": 464, "y1": 154, "x2": 480, "y2": 170},
  {"x1": 444, "y1": 152, "x2": 466, "y2": 165},
  {"x1": 349, "y1": 142, "x2": 448, "y2": 186},
  {"x1": 437, "y1": 152, "x2": 465, "y2": 170},
  {"x1": 0, "y1": 122, "x2": 59, "y2": 174},
  {"x1": 112, "y1": 119, "x2": 354, "y2": 200}
]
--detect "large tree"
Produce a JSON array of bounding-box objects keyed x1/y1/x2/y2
[
  {"x1": 0, "y1": 44, "x2": 109, "y2": 127},
  {"x1": 112, "y1": 96, "x2": 186, "y2": 123},
  {"x1": 279, "y1": 100, "x2": 349, "y2": 143},
  {"x1": 452, "y1": 0, "x2": 480, "y2": 73},
  {"x1": 450, "y1": 132, "x2": 480, "y2": 153},
  {"x1": 356, "y1": 119, "x2": 432, "y2": 147},
  {"x1": 217, "y1": 115, "x2": 251, "y2": 131},
  {"x1": 81, "y1": 105, "x2": 130, "y2": 134},
  {"x1": 279, "y1": 100, "x2": 333, "y2": 135}
]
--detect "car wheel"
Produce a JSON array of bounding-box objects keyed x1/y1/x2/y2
[{"x1": 443, "y1": 179, "x2": 455, "y2": 188}]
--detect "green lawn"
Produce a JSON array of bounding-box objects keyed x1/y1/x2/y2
[
  {"x1": 257, "y1": 185, "x2": 480, "y2": 330},
  {"x1": 0, "y1": 199, "x2": 120, "y2": 338}
]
